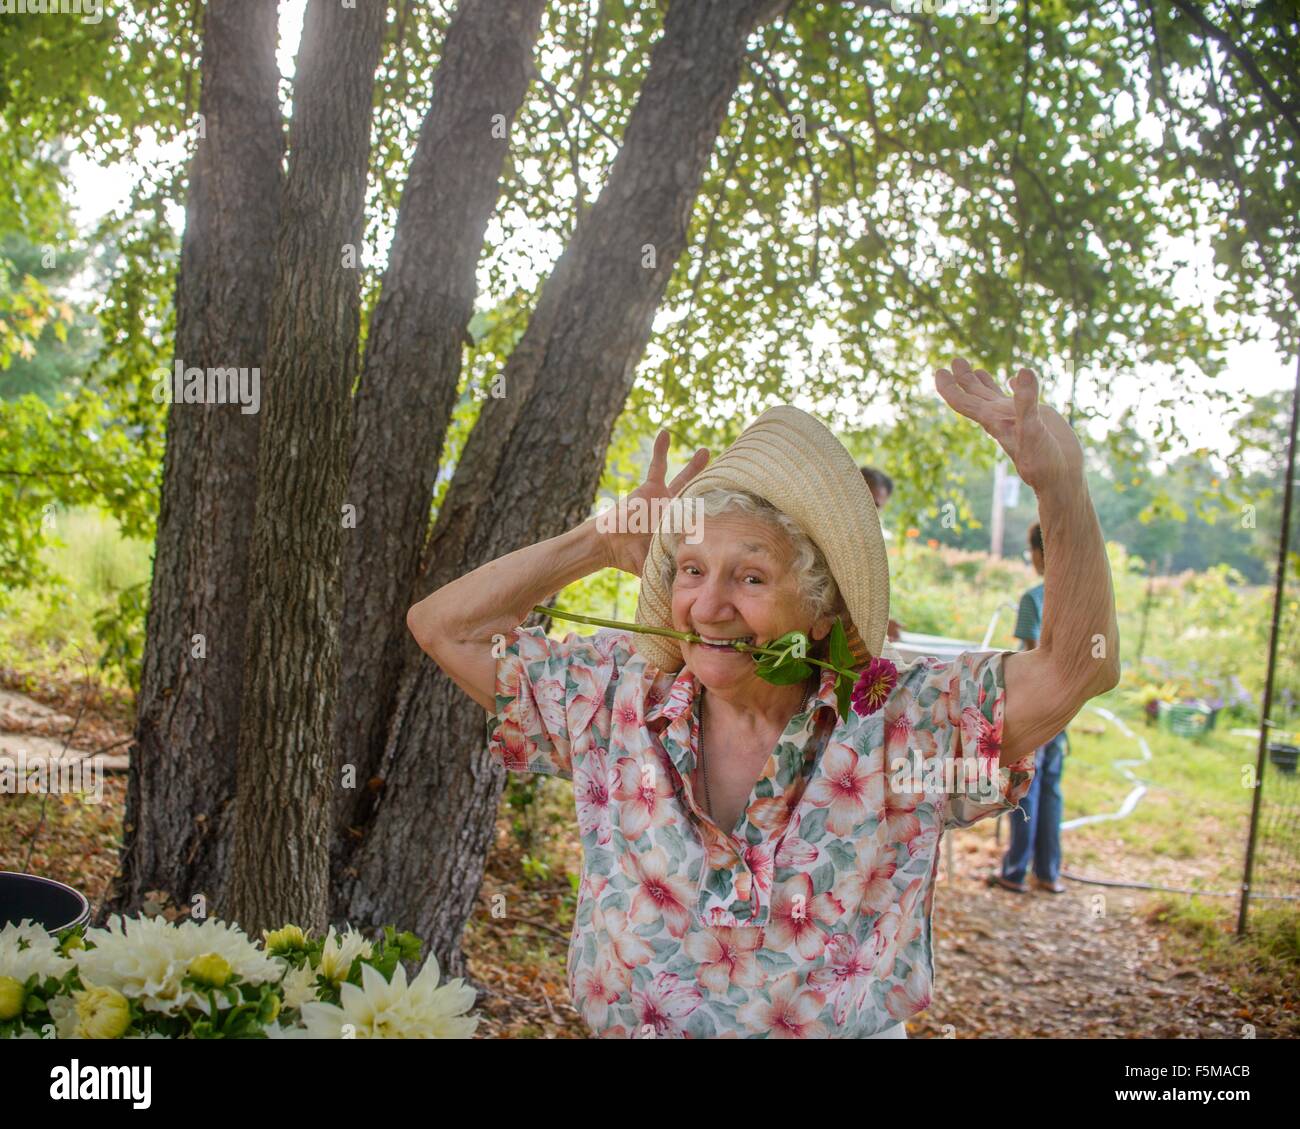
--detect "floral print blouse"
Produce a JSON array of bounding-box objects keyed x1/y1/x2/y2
[{"x1": 486, "y1": 625, "x2": 1036, "y2": 1038}]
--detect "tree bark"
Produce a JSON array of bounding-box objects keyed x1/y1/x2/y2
[
  {"x1": 225, "y1": 0, "x2": 388, "y2": 936},
  {"x1": 105, "y1": 0, "x2": 283, "y2": 923},
  {"x1": 336, "y1": 0, "x2": 792, "y2": 977},
  {"x1": 333, "y1": 0, "x2": 547, "y2": 891}
]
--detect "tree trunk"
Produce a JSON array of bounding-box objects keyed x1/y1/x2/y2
[
  {"x1": 105, "y1": 0, "x2": 283, "y2": 924},
  {"x1": 336, "y1": 0, "x2": 791, "y2": 977},
  {"x1": 225, "y1": 0, "x2": 388, "y2": 936},
  {"x1": 333, "y1": 0, "x2": 547, "y2": 891}
]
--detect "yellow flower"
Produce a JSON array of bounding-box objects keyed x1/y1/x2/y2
[
  {"x1": 263, "y1": 925, "x2": 307, "y2": 954},
  {"x1": 0, "y1": 975, "x2": 24, "y2": 1020},
  {"x1": 188, "y1": 953, "x2": 233, "y2": 988},
  {"x1": 74, "y1": 985, "x2": 131, "y2": 1038}
]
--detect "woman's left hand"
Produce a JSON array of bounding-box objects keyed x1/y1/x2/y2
[{"x1": 934, "y1": 356, "x2": 1084, "y2": 492}]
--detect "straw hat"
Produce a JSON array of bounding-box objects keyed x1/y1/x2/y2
[{"x1": 632, "y1": 405, "x2": 891, "y2": 673}]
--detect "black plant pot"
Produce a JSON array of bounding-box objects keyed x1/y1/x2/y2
[
  {"x1": 0, "y1": 872, "x2": 91, "y2": 933},
  {"x1": 1267, "y1": 743, "x2": 1299, "y2": 775}
]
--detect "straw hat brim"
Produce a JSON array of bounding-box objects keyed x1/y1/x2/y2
[{"x1": 632, "y1": 406, "x2": 890, "y2": 673}]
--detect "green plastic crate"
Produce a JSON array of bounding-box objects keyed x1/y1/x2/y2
[{"x1": 1157, "y1": 700, "x2": 1216, "y2": 739}]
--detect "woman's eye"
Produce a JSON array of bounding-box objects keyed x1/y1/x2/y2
[{"x1": 678, "y1": 565, "x2": 761, "y2": 582}]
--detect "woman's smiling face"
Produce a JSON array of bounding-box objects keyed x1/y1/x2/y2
[{"x1": 671, "y1": 511, "x2": 831, "y2": 696}]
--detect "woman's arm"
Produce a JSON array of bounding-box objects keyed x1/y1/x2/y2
[
  {"x1": 934, "y1": 358, "x2": 1120, "y2": 766},
  {"x1": 407, "y1": 430, "x2": 709, "y2": 712},
  {"x1": 406, "y1": 517, "x2": 612, "y2": 711},
  {"x1": 1001, "y1": 471, "x2": 1120, "y2": 762}
]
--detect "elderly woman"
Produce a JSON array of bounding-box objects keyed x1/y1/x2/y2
[{"x1": 407, "y1": 357, "x2": 1120, "y2": 1038}]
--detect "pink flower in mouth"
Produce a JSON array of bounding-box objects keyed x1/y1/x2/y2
[{"x1": 851, "y1": 657, "x2": 898, "y2": 717}]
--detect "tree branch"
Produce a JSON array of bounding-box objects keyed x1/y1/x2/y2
[{"x1": 1168, "y1": 0, "x2": 1300, "y2": 144}]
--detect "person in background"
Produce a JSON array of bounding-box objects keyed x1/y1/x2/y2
[
  {"x1": 861, "y1": 466, "x2": 902, "y2": 642},
  {"x1": 861, "y1": 465, "x2": 894, "y2": 511},
  {"x1": 988, "y1": 520, "x2": 1069, "y2": 894}
]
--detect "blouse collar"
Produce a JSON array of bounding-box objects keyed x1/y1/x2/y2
[{"x1": 646, "y1": 664, "x2": 840, "y2": 727}]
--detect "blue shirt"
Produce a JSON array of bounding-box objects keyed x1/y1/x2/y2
[
  {"x1": 1012, "y1": 583, "x2": 1068, "y2": 750},
  {"x1": 1014, "y1": 582, "x2": 1044, "y2": 646}
]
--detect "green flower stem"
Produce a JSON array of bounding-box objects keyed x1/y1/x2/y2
[
  {"x1": 786, "y1": 654, "x2": 853, "y2": 678},
  {"x1": 534, "y1": 605, "x2": 857, "y2": 681},
  {"x1": 221, "y1": 997, "x2": 257, "y2": 1034},
  {"x1": 530, "y1": 605, "x2": 699, "y2": 643}
]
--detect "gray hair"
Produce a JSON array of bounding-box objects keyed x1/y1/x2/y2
[{"x1": 658, "y1": 488, "x2": 842, "y2": 623}]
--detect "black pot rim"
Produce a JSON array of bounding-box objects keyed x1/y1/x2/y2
[{"x1": 0, "y1": 870, "x2": 91, "y2": 933}]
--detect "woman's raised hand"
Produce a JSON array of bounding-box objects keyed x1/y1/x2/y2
[
  {"x1": 598, "y1": 429, "x2": 710, "y2": 576},
  {"x1": 935, "y1": 357, "x2": 1084, "y2": 493}
]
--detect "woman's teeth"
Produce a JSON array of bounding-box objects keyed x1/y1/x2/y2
[{"x1": 699, "y1": 635, "x2": 755, "y2": 648}]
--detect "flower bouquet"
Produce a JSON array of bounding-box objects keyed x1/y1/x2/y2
[
  {"x1": 0, "y1": 914, "x2": 478, "y2": 1039},
  {"x1": 534, "y1": 606, "x2": 897, "y2": 719}
]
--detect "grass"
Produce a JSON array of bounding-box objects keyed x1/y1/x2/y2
[
  {"x1": 0, "y1": 507, "x2": 151, "y2": 687},
  {"x1": 1056, "y1": 697, "x2": 1298, "y2": 895},
  {"x1": 1147, "y1": 897, "x2": 1299, "y2": 1019},
  {"x1": 1038, "y1": 692, "x2": 1300, "y2": 1007}
]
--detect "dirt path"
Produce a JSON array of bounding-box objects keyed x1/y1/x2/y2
[
  {"x1": 0, "y1": 688, "x2": 129, "y2": 771},
  {"x1": 915, "y1": 834, "x2": 1293, "y2": 1039}
]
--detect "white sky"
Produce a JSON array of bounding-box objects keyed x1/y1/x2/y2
[{"x1": 63, "y1": 0, "x2": 1294, "y2": 468}]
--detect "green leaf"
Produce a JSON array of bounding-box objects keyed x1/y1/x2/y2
[
  {"x1": 835, "y1": 672, "x2": 853, "y2": 720},
  {"x1": 755, "y1": 654, "x2": 813, "y2": 684},
  {"x1": 762, "y1": 630, "x2": 809, "y2": 659},
  {"x1": 829, "y1": 618, "x2": 853, "y2": 673},
  {"x1": 753, "y1": 629, "x2": 814, "y2": 685}
]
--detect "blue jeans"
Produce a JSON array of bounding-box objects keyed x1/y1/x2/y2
[{"x1": 1000, "y1": 731, "x2": 1066, "y2": 884}]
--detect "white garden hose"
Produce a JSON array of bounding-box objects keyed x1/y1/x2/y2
[{"x1": 1055, "y1": 704, "x2": 1298, "y2": 902}]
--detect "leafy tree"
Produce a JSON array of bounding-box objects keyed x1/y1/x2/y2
[
  {"x1": 0, "y1": 231, "x2": 100, "y2": 402},
  {"x1": 4, "y1": 0, "x2": 1297, "y2": 964}
]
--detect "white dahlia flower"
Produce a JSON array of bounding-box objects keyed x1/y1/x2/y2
[
  {"x1": 276, "y1": 960, "x2": 320, "y2": 1011},
  {"x1": 314, "y1": 924, "x2": 374, "y2": 986},
  {"x1": 74, "y1": 914, "x2": 281, "y2": 1016},
  {"x1": 0, "y1": 919, "x2": 74, "y2": 983},
  {"x1": 299, "y1": 957, "x2": 477, "y2": 1039}
]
